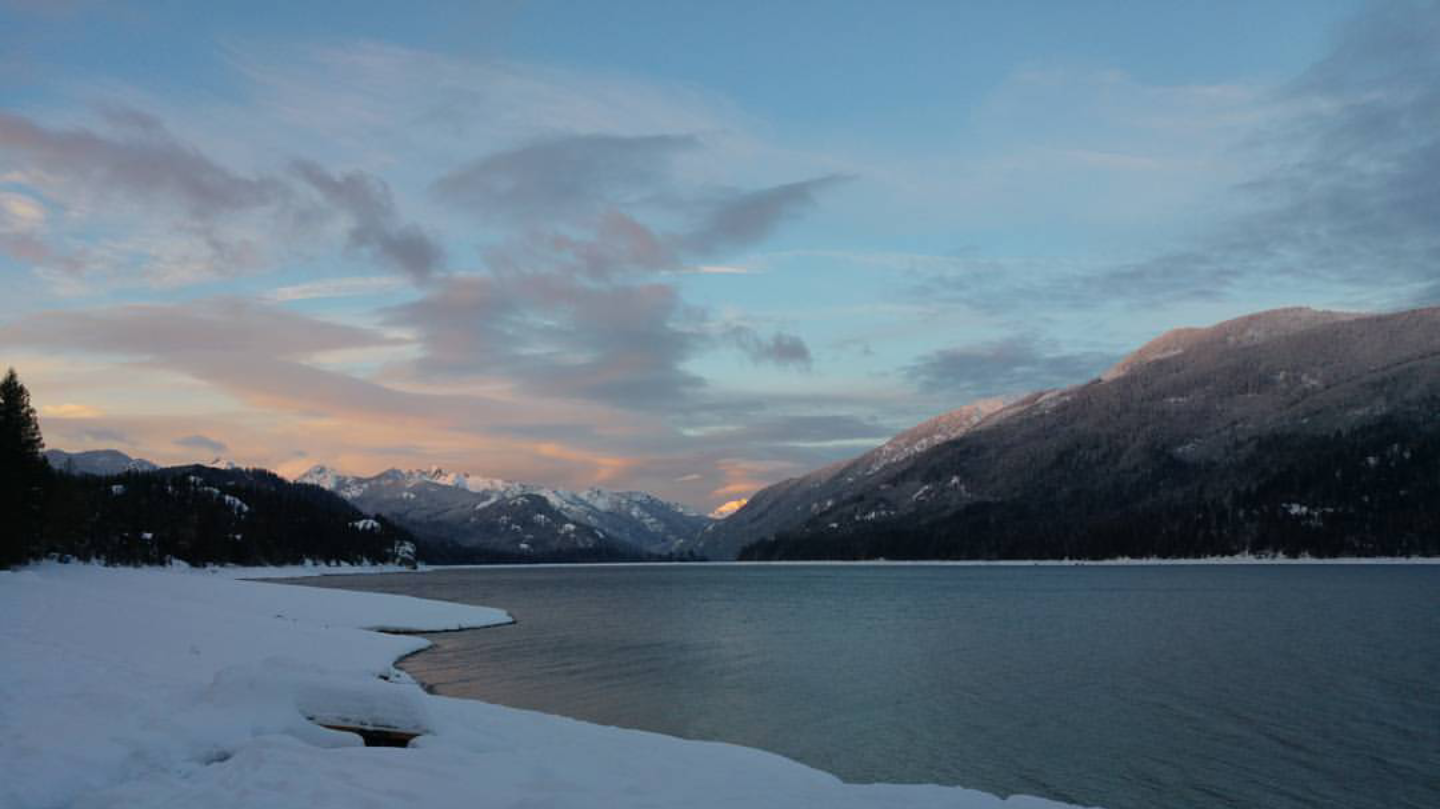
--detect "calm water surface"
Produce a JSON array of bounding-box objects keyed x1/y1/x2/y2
[{"x1": 301, "y1": 564, "x2": 1440, "y2": 809}]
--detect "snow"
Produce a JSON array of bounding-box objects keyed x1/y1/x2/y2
[
  {"x1": 299, "y1": 465, "x2": 705, "y2": 548},
  {"x1": 861, "y1": 399, "x2": 1004, "y2": 476},
  {"x1": 0, "y1": 564, "x2": 1089, "y2": 809},
  {"x1": 350, "y1": 518, "x2": 381, "y2": 532}
]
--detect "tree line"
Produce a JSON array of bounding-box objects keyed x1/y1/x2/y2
[{"x1": 1, "y1": 369, "x2": 414, "y2": 568}]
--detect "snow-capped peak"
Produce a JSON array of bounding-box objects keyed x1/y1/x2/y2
[
  {"x1": 289, "y1": 462, "x2": 712, "y2": 552},
  {"x1": 203, "y1": 457, "x2": 243, "y2": 471},
  {"x1": 297, "y1": 465, "x2": 344, "y2": 490}
]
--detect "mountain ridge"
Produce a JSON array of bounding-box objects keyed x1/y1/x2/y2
[
  {"x1": 698, "y1": 306, "x2": 1440, "y2": 560},
  {"x1": 298, "y1": 465, "x2": 711, "y2": 560}
]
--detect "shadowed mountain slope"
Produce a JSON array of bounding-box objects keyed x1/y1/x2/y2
[{"x1": 693, "y1": 307, "x2": 1440, "y2": 560}]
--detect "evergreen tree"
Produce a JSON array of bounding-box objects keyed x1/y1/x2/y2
[{"x1": 0, "y1": 368, "x2": 46, "y2": 566}]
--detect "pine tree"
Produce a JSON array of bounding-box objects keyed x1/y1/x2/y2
[{"x1": 0, "y1": 368, "x2": 46, "y2": 566}]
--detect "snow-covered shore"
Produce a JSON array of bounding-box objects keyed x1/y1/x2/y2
[{"x1": 1, "y1": 564, "x2": 1088, "y2": 809}]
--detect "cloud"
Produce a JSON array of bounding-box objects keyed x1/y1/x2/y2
[
  {"x1": 1, "y1": 292, "x2": 877, "y2": 511},
  {"x1": 724, "y1": 327, "x2": 813, "y2": 370},
  {"x1": 1027, "y1": 3, "x2": 1440, "y2": 310},
  {"x1": 266, "y1": 275, "x2": 406, "y2": 302},
  {"x1": 880, "y1": 4, "x2": 1440, "y2": 324},
  {"x1": 690, "y1": 413, "x2": 887, "y2": 447},
  {"x1": 432, "y1": 131, "x2": 845, "y2": 286},
  {"x1": 709, "y1": 457, "x2": 801, "y2": 499},
  {"x1": 1233, "y1": 1, "x2": 1440, "y2": 294},
  {"x1": 174, "y1": 434, "x2": 228, "y2": 453},
  {"x1": 1, "y1": 296, "x2": 399, "y2": 360},
  {"x1": 395, "y1": 135, "x2": 840, "y2": 406},
  {"x1": 292, "y1": 159, "x2": 445, "y2": 282},
  {"x1": 690, "y1": 265, "x2": 757, "y2": 275},
  {"x1": 481, "y1": 209, "x2": 679, "y2": 280},
  {"x1": 40, "y1": 402, "x2": 102, "y2": 418},
  {"x1": 0, "y1": 108, "x2": 446, "y2": 285},
  {"x1": 0, "y1": 296, "x2": 625, "y2": 442},
  {"x1": 905, "y1": 335, "x2": 1115, "y2": 398},
  {"x1": 385, "y1": 274, "x2": 707, "y2": 408},
  {"x1": 433, "y1": 133, "x2": 700, "y2": 224},
  {"x1": 0, "y1": 110, "x2": 285, "y2": 220},
  {"x1": 74, "y1": 427, "x2": 131, "y2": 445},
  {"x1": 0, "y1": 191, "x2": 46, "y2": 231},
  {"x1": 0, "y1": 38, "x2": 874, "y2": 509},
  {"x1": 681, "y1": 175, "x2": 851, "y2": 256}
]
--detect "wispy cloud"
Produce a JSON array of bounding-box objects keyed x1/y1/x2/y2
[
  {"x1": 902, "y1": 3, "x2": 1440, "y2": 315},
  {"x1": 174, "y1": 433, "x2": 227, "y2": 454},
  {"x1": 266, "y1": 275, "x2": 406, "y2": 302},
  {"x1": 905, "y1": 335, "x2": 1115, "y2": 399},
  {"x1": 688, "y1": 264, "x2": 758, "y2": 275},
  {"x1": 433, "y1": 133, "x2": 701, "y2": 225},
  {"x1": 40, "y1": 402, "x2": 102, "y2": 418}
]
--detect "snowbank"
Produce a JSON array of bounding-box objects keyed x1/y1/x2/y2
[{"x1": 0, "y1": 565, "x2": 1090, "y2": 809}]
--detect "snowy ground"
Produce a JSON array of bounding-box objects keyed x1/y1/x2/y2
[{"x1": 1, "y1": 564, "x2": 1090, "y2": 809}]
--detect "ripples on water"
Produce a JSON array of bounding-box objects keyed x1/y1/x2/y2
[{"x1": 301, "y1": 564, "x2": 1440, "y2": 809}]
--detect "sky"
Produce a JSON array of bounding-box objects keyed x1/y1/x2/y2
[{"x1": 2, "y1": 0, "x2": 1437, "y2": 511}]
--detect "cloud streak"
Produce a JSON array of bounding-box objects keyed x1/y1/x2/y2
[
  {"x1": 0, "y1": 108, "x2": 447, "y2": 284},
  {"x1": 433, "y1": 133, "x2": 700, "y2": 225},
  {"x1": 0, "y1": 110, "x2": 284, "y2": 220},
  {"x1": 174, "y1": 434, "x2": 228, "y2": 454},
  {"x1": 905, "y1": 335, "x2": 1115, "y2": 399}
]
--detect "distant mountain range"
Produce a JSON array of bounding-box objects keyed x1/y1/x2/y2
[
  {"x1": 44, "y1": 448, "x2": 159, "y2": 476},
  {"x1": 694, "y1": 306, "x2": 1440, "y2": 561},
  {"x1": 41, "y1": 450, "x2": 713, "y2": 562},
  {"x1": 297, "y1": 466, "x2": 712, "y2": 561}
]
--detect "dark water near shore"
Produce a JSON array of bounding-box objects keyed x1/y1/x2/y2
[{"x1": 301, "y1": 564, "x2": 1440, "y2": 809}]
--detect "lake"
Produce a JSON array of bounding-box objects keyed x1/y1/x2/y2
[{"x1": 297, "y1": 563, "x2": 1440, "y2": 809}]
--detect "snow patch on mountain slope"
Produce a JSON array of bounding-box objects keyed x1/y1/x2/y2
[{"x1": 861, "y1": 399, "x2": 1007, "y2": 476}]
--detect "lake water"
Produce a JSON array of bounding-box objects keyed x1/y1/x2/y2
[{"x1": 299, "y1": 564, "x2": 1440, "y2": 809}]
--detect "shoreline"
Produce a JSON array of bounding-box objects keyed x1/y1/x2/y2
[
  {"x1": 289, "y1": 555, "x2": 1440, "y2": 575},
  {"x1": 3, "y1": 563, "x2": 1085, "y2": 808}
]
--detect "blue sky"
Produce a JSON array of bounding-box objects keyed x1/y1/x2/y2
[{"x1": 3, "y1": 0, "x2": 1436, "y2": 510}]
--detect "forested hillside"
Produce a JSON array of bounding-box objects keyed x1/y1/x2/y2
[
  {"x1": 725, "y1": 307, "x2": 1440, "y2": 561},
  {"x1": 741, "y1": 409, "x2": 1440, "y2": 560},
  {"x1": 1, "y1": 368, "x2": 415, "y2": 568}
]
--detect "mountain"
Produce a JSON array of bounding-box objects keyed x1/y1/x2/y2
[
  {"x1": 35, "y1": 463, "x2": 418, "y2": 567},
  {"x1": 44, "y1": 448, "x2": 158, "y2": 476},
  {"x1": 297, "y1": 466, "x2": 711, "y2": 561},
  {"x1": 697, "y1": 306, "x2": 1440, "y2": 561},
  {"x1": 687, "y1": 398, "x2": 1007, "y2": 560}
]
